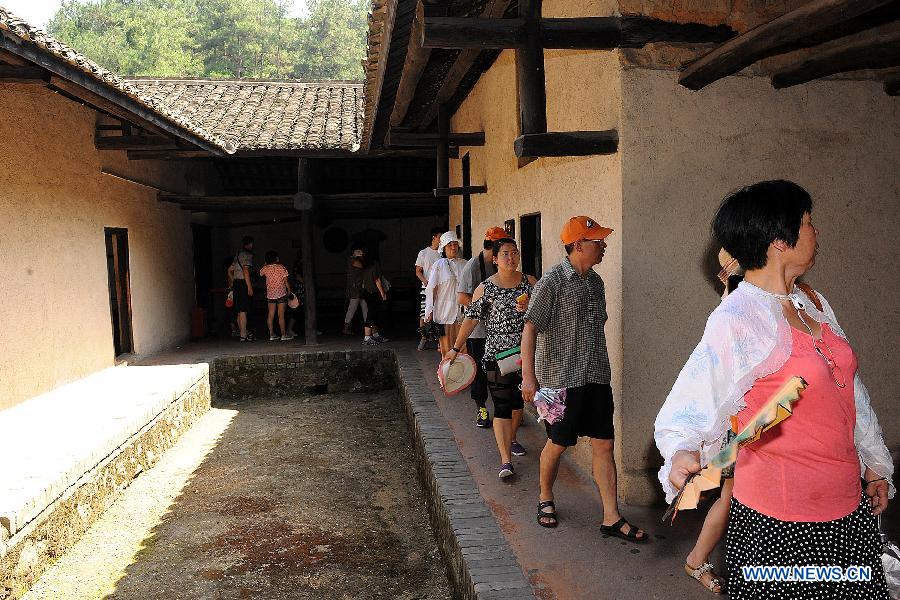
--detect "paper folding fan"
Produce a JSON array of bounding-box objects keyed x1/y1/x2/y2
[{"x1": 662, "y1": 376, "x2": 807, "y2": 524}]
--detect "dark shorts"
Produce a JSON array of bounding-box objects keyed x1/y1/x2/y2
[
  {"x1": 484, "y1": 361, "x2": 523, "y2": 419},
  {"x1": 232, "y1": 284, "x2": 252, "y2": 313},
  {"x1": 268, "y1": 295, "x2": 288, "y2": 304},
  {"x1": 544, "y1": 383, "x2": 614, "y2": 446},
  {"x1": 361, "y1": 291, "x2": 380, "y2": 326}
]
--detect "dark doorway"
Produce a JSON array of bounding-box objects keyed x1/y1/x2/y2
[
  {"x1": 461, "y1": 154, "x2": 472, "y2": 259},
  {"x1": 105, "y1": 228, "x2": 133, "y2": 357},
  {"x1": 192, "y1": 224, "x2": 213, "y2": 309},
  {"x1": 520, "y1": 213, "x2": 542, "y2": 279}
]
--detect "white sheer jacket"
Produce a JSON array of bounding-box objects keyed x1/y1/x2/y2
[
  {"x1": 654, "y1": 280, "x2": 894, "y2": 504},
  {"x1": 424, "y1": 257, "x2": 467, "y2": 325}
]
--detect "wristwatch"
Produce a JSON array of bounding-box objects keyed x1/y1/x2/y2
[{"x1": 451, "y1": 347, "x2": 460, "y2": 353}]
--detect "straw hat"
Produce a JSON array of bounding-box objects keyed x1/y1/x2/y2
[{"x1": 437, "y1": 354, "x2": 477, "y2": 395}]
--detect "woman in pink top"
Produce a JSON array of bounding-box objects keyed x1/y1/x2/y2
[
  {"x1": 655, "y1": 181, "x2": 892, "y2": 599},
  {"x1": 258, "y1": 250, "x2": 294, "y2": 341}
]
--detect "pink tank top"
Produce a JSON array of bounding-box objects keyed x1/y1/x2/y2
[{"x1": 732, "y1": 324, "x2": 860, "y2": 522}]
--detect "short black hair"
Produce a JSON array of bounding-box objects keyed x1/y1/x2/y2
[
  {"x1": 431, "y1": 227, "x2": 443, "y2": 237},
  {"x1": 491, "y1": 237, "x2": 517, "y2": 256},
  {"x1": 264, "y1": 250, "x2": 279, "y2": 264},
  {"x1": 712, "y1": 180, "x2": 812, "y2": 271},
  {"x1": 242, "y1": 235, "x2": 254, "y2": 246},
  {"x1": 483, "y1": 239, "x2": 494, "y2": 250}
]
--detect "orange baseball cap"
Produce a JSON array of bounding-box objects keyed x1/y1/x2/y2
[
  {"x1": 484, "y1": 226, "x2": 507, "y2": 241},
  {"x1": 560, "y1": 216, "x2": 613, "y2": 245}
]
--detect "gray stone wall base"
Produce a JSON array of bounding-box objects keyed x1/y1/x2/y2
[
  {"x1": 0, "y1": 378, "x2": 211, "y2": 600},
  {"x1": 393, "y1": 350, "x2": 536, "y2": 600}
]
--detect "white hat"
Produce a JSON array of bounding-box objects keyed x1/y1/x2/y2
[
  {"x1": 438, "y1": 231, "x2": 460, "y2": 253},
  {"x1": 437, "y1": 354, "x2": 477, "y2": 395}
]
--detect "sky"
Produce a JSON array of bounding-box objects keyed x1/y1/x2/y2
[{"x1": 1, "y1": 0, "x2": 307, "y2": 27}]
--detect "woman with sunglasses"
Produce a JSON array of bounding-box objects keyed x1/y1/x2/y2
[
  {"x1": 444, "y1": 238, "x2": 536, "y2": 479},
  {"x1": 655, "y1": 181, "x2": 893, "y2": 599}
]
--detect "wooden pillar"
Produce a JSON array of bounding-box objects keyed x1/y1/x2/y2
[
  {"x1": 297, "y1": 158, "x2": 318, "y2": 346},
  {"x1": 517, "y1": 0, "x2": 547, "y2": 135},
  {"x1": 436, "y1": 104, "x2": 450, "y2": 189}
]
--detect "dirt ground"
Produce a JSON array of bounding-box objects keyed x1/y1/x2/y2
[{"x1": 26, "y1": 391, "x2": 451, "y2": 600}]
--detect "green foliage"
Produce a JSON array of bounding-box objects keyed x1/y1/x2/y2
[{"x1": 46, "y1": 0, "x2": 367, "y2": 80}]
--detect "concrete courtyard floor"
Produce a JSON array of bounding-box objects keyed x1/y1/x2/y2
[{"x1": 26, "y1": 389, "x2": 450, "y2": 600}]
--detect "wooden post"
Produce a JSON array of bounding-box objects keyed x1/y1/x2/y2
[
  {"x1": 517, "y1": 0, "x2": 547, "y2": 136},
  {"x1": 436, "y1": 104, "x2": 450, "y2": 189},
  {"x1": 297, "y1": 158, "x2": 318, "y2": 346}
]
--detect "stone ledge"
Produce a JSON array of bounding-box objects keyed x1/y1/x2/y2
[
  {"x1": 0, "y1": 374, "x2": 210, "y2": 600},
  {"x1": 393, "y1": 349, "x2": 536, "y2": 600}
]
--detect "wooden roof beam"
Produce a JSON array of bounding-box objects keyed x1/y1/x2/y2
[
  {"x1": 513, "y1": 131, "x2": 618, "y2": 158},
  {"x1": 433, "y1": 185, "x2": 487, "y2": 197},
  {"x1": 407, "y1": 0, "x2": 514, "y2": 131},
  {"x1": 389, "y1": 1, "x2": 446, "y2": 128},
  {"x1": 386, "y1": 129, "x2": 485, "y2": 147},
  {"x1": 96, "y1": 135, "x2": 184, "y2": 151},
  {"x1": 771, "y1": 24, "x2": 900, "y2": 89},
  {"x1": 679, "y1": 0, "x2": 897, "y2": 90},
  {"x1": 421, "y1": 16, "x2": 734, "y2": 50},
  {"x1": 0, "y1": 65, "x2": 50, "y2": 85}
]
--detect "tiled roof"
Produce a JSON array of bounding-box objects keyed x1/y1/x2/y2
[
  {"x1": 126, "y1": 78, "x2": 364, "y2": 152},
  {"x1": 0, "y1": 6, "x2": 235, "y2": 153}
]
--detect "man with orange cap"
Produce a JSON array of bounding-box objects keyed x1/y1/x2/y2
[
  {"x1": 457, "y1": 226, "x2": 507, "y2": 429},
  {"x1": 521, "y1": 216, "x2": 646, "y2": 542}
]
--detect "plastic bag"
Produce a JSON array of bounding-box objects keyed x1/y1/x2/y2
[{"x1": 533, "y1": 387, "x2": 567, "y2": 424}]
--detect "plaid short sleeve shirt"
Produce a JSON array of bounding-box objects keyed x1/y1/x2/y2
[{"x1": 524, "y1": 258, "x2": 612, "y2": 389}]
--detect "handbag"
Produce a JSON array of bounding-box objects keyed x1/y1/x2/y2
[{"x1": 494, "y1": 346, "x2": 522, "y2": 376}]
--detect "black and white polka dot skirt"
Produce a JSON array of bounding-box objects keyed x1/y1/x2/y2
[{"x1": 725, "y1": 496, "x2": 889, "y2": 599}]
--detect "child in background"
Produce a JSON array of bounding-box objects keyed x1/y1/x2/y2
[{"x1": 259, "y1": 250, "x2": 294, "y2": 341}]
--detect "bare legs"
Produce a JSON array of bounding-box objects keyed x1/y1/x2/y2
[
  {"x1": 266, "y1": 302, "x2": 288, "y2": 338},
  {"x1": 685, "y1": 478, "x2": 732, "y2": 592},
  {"x1": 237, "y1": 311, "x2": 248, "y2": 339},
  {"x1": 537, "y1": 437, "x2": 643, "y2": 538},
  {"x1": 492, "y1": 409, "x2": 522, "y2": 465}
]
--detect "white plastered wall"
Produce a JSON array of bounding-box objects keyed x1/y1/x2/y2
[
  {"x1": 0, "y1": 85, "x2": 199, "y2": 410},
  {"x1": 449, "y1": 0, "x2": 626, "y2": 476},
  {"x1": 618, "y1": 69, "x2": 900, "y2": 504}
]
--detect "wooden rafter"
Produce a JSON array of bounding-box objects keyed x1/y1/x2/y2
[
  {"x1": 433, "y1": 185, "x2": 487, "y2": 197},
  {"x1": 407, "y1": 0, "x2": 513, "y2": 130},
  {"x1": 513, "y1": 131, "x2": 618, "y2": 158},
  {"x1": 390, "y1": 1, "x2": 445, "y2": 127},
  {"x1": 679, "y1": 0, "x2": 898, "y2": 90},
  {"x1": 0, "y1": 65, "x2": 50, "y2": 84},
  {"x1": 771, "y1": 23, "x2": 900, "y2": 88},
  {"x1": 421, "y1": 16, "x2": 734, "y2": 49},
  {"x1": 95, "y1": 135, "x2": 184, "y2": 151},
  {"x1": 386, "y1": 129, "x2": 485, "y2": 147}
]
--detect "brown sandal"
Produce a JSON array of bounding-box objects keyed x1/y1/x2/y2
[{"x1": 685, "y1": 562, "x2": 725, "y2": 594}]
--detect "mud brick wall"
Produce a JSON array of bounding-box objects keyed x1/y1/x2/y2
[{"x1": 212, "y1": 350, "x2": 397, "y2": 400}]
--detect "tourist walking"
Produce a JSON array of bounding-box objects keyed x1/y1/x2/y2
[
  {"x1": 424, "y1": 232, "x2": 467, "y2": 355},
  {"x1": 521, "y1": 216, "x2": 646, "y2": 541},
  {"x1": 358, "y1": 248, "x2": 389, "y2": 345},
  {"x1": 343, "y1": 248, "x2": 368, "y2": 335},
  {"x1": 231, "y1": 236, "x2": 255, "y2": 342},
  {"x1": 457, "y1": 226, "x2": 507, "y2": 428},
  {"x1": 258, "y1": 250, "x2": 294, "y2": 341},
  {"x1": 445, "y1": 237, "x2": 535, "y2": 478},
  {"x1": 415, "y1": 227, "x2": 443, "y2": 350},
  {"x1": 655, "y1": 181, "x2": 893, "y2": 599}
]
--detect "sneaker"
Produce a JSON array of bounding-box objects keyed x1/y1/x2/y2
[
  {"x1": 269, "y1": 335, "x2": 279, "y2": 341},
  {"x1": 510, "y1": 441, "x2": 527, "y2": 456},
  {"x1": 373, "y1": 333, "x2": 389, "y2": 343},
  {"x1": 498, "y1": 463, "x2": 514, "y2": 479},
  {"x1": 475, "y1": 407, "x2": 491, "y2": 428},
  {"x1": 281, "y1": 334, "x2": 294, "y2": 341},
  {"x1": 417, "y1": 338, "x2": 427, "y2": 351},
  {"x1": 363, "y1": 337, "x2": 379, "y2": 346}
]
